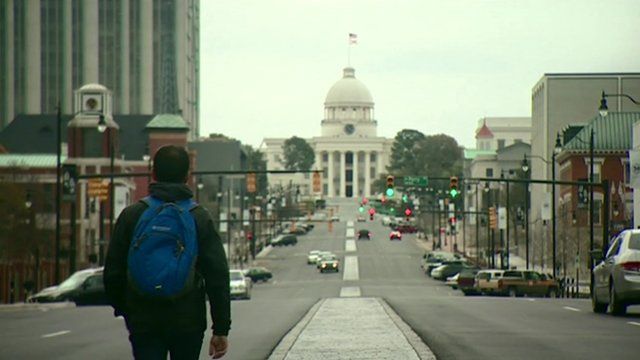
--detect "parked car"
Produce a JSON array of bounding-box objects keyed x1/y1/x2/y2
[
  {"x1": 592, "y1": 229, "x2": 640, "y2": 315},
  {"x1": 395, "y1": 224, "x2": 418, "y2": 233},
  {"x1": 389, "y1": 231, "x2": 402, "y2": 241},
  {"x1": 271, "y1": 234, "x2": 298, "y2": 246},
  {"x1": 497, "y1": 270, "x2": 559, "y2": 297},
  {"x1": 357, "y1": 229, "x2": 372, "y2": 240},
  {"x1": 27, "y1": 267, "x2": 106, "y2": 306},
  {"x1": 319, "y1": 259, "x2": 340, "y2": 273},
  {"x1": 445, "y1": 273, "x2": 460, "y2": 289},
  {"x1": 356, "y1": 215, "x2": 366, "y2": 222},
  {"x1": 474, "y1": 269, "x2": 505, "y2": 295},
  {"x1": 243, "y1": 267, "x2": 272, "y2": 283},
  {"x1": 330, "y1": 215, "x2": 340, "y2": 222},
  {"x1": 229, "y1": 270, "x2": 251, "y2": 299},
  {"x1": 457, "y1": 268, "x2": 481, "y2": 295},
  {"x1": 431, "y1": 262, "x2": 468, "y2": 280},
  {"x1": 421, "y1": 251, "x2": 461, "y2": 272},
  {"x1": 307, "y1": 250, "x2": 322, "y2": 264}
]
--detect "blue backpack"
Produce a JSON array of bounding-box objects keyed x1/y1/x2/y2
[{"x1": 128, "y1": 196, "x2": 198, "y2": 300}]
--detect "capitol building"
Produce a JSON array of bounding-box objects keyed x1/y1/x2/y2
[{"x1": 264, "y1": 67, "x2": 393, "y2": 198}]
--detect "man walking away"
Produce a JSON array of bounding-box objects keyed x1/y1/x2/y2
[{"x1": 105, "y1": 145, "x2": 230, "y2": 359}]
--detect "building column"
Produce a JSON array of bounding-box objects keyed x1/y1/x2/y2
[
  {"x1": 119, "y1": 0, "x2": 131, "y2": 113},
  {"x1": 3, "y1": 0, "x2": 15, "y2": 125},
  {"x1": 140, "y1": 0, "x2": 154, "y2": 113},
  {"x1": 340, "y1": 151, "x2": 346, "y2": 197},
  {"x1": 364, "y1": 151, "x2": 371, "y2": 198},
  {"x1": 377, "y1": 150, "x2": 384, "y2": 178},
  {"x1": 25, "y1": 0, "x2": 42, "y2": 113},
  {"x1": 314, "y1": 151, "x2": 321, "y2": 194},
  {"x1": 82, "y1": 0, "x2": 99, "y2": 84},
  {"x1": 353, "y1": 152, "x2": 359, "y2": 198},
  {"x1": 328, "y1": 151, "x2": 334, "y2": 197},
  {"x1": 62, "y1": 0, "x2": 73, "y2": 113}
]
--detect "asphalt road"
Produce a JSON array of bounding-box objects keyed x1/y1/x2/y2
[{"x1": 1, "y1": 198, "x2": 640, "y2": 359}]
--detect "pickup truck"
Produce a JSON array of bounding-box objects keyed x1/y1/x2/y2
[{"x1": 497, "y1": 270, "x2": 559, "y2": 297}]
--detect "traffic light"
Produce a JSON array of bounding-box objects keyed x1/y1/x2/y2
[
  {"x1": 359, "y1": 205, "x2": 365, "y2": 213},
  {"x1": 489, "y1": 207, "x2": 497, "y2": 229},
  {"x1": 386, "y1": 175, "x2": 395, "y2": 197},
  {"x1": 449, "y1": 216, "x2": 457, "y2": 234},
  {"x1": 362, "y1": 197, "x2": 368, "y2": 205},
  {"x1": 368, "y1": 207, "x2": 376, "y2": 221},
  {"x1": 449, "y1": 176, "x2": 459, "y2": 198},
  {"x1": 402, "y1": 194, "x2": 409, "y2": 203},
  {"x1": 404, "y1": 208, "x2": 412, "y2": 217}
]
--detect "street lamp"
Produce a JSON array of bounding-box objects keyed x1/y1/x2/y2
[
  {"x1": 598, "y1": 90, "x2": 640, "y2": 117},
  {"x1": 521, "y1": 155, "x2": 530, "y2": 269},
  {"x1": 143, "y1": 146, "x2": 151, "y2": 184},
  {"x1": 196, "y1": 182, "x2": 204, "y2": 202},
  {"x1": 97, "y1": 114, "x2": 115, "y2": 265},
  {"x1": 551, "y1": 133, "x2": 562, "y2": 278}
]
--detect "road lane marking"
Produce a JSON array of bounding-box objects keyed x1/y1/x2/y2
[
  {"x1": 346, "y1": 228, "x2": 355, "y2": 238},
  {"x1": 345, "y1": 239, "x2": 357, "y2": 252},
  {"x1": 346, "y1": 221, "x2": 354, "y2": 228},
  {"x1": 343, "y1": 256, "x2": 359, "y2": 281},
  {"x1": 340, "y1": 286, "x2": 361, "y2": 297},
  {"x1": 42, "y1": 330, "x2": 71, "y2": 338},
  {"x1": 628, "y1": 321, "x2": 640, "y2": 327},
  {"x1": 563, "y1": 306, "x2": 581, "y2": 312}
]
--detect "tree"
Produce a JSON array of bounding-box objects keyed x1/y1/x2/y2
[
  {"x1": 387, "y1": 129, "x2": 426, "y2": 175},
  {"x1": 281, "y1": 136, "x2": 314, "y2": 171},
  {"x1": 413, "y1": 134, "x2": 463, "y2": 178},
  {"x1": 242, "y1": 145, "x2": 268, "y2": 195}
]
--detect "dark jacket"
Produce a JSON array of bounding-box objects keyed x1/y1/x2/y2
[{"x1": 104, "y1": 182, "x2": 231, "y2": 336}]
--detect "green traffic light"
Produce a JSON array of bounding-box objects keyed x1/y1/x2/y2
[
  {"x1": 386, "y1": 188, "x2": 395, "y2": 197},
  {"x1": 358, "y1": 206, "x2": 364, "y2": 213},
  {"x1": 402, "y1": 194, "x2": 408, "y2": 202},
  {"x1": 450, "y1": 189, "x2": 459, "y2": 198},
  {"x1": 390, "y1": 207, "x2": 395, "y2": 213}
]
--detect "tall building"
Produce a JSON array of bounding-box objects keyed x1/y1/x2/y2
[
  {"x1": 0, "y1": 0, "x2": 200, "y2": 137},
  {"x1": 264, "y1": 66, "x2": 393, "y2": 198}
]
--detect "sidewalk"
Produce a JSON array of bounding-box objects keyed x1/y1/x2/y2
[{"x1": 269, "y1": 297, "x2": 436, "y2": 360}]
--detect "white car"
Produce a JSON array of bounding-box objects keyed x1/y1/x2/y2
[
  {"x1": 229, "y1": 270, "x2": 251, "y2": 300},
  {"x1": 307, "y1": 250, "x2": 321, "y2": 264}
]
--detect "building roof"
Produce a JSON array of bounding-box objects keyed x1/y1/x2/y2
[
  {"x1": 324, "y1": 67, "x2": 374, "y2": 106},
  {"x1": 0, "y1": 154, "x2": 67, "y2": 168},
  {"x1": 562, "y1": 112, "x2": 640, "y2": 152},
  {"x1": 464, "y1": 148, "x2": 496, "y2": 160},
  {"x1": 475, "y1": 120, "x2": 494, "y2": 139},
  {"x1": 0, "y1": 114, "x2": 155, "y2": 161},
  {"x1": 146, "y1": 114, "x2": 189, "y2": 130}
]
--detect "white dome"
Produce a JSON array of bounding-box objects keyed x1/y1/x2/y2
[
  {"x1": 78, "y1": 83, "x2": 109, "y2": 92},
  {"x1": 324, "y1": 67, "x2": 373, "y2": 106}
]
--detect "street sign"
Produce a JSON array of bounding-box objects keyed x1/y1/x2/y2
[
  {"x1": 577, "y1": 181, "x2": 589, "y2": 208},
  {"x1": 498, "y1": 207, "x2": 507, "y2": 230},
  {"x1": 87, "y1": 179, "x2": 109, "y2": 201},
  {"x1": 403, "y1": 176, "x2": 428, "y2": 187},
  {"x1": 541, "y1": 192, "x2": 551, "y2": 220}
]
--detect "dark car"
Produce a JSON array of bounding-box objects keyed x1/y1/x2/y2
[
  {"x1": 457, "y1": 268, "x2": 481, "y2": 295},
  {"x1": 319, "y1": 259, "x2": 340, "y2": 273},
  {"x1": 28, "y1": 267, "x2": 107, "y2": 306},
  {"x1": 357, "y1": 229, "x2": 371, "y2": 240},
  {"x1": 243, "y1": 267, "x2": 273, "y2": 283},
  {"x1": 271, "y1": 234, "x2": 298, "y2": 246}
]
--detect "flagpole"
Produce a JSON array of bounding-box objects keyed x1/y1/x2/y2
[{"x1": 348, "y1": 42, "x2": 351, "y2": 66}]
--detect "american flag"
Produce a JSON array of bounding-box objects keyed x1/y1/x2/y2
[{"x1": 349, "y1": 33, "x2": 358, "y2": 45}]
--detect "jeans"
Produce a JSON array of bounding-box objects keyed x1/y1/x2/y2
[{"x1": 129, "y1": 330, "x2": 204, "y2": 360}]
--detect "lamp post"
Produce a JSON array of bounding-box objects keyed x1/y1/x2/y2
[
  {"x1": 97, "y1": 115, "x2": 115, "y2": 264},
  {"x1": 598, "y1": 90, "x2": 640, "y2": 117},
  {"x1": 143, "y1": 145, "x2": 151, "y2": 184},
  {"x1": 54, "y1": 104, "x2": 62, "y2": 283},
  {"x1": 521, "y1": 156, "x2": 530, "y2": 269},
  {"x1": 551, "y1": 133, "x2": 562, "y2": 278},
  {"x1": 196, "y1": 181, "x2": 204, "y2": 202}
]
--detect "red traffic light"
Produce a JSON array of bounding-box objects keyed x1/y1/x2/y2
[
  {"x1": 368, "y1": 208, "x2": 376, "y2": 215},
  {"x1": 362, "y1": 197, "x2": 368, "y2": 205},
  {"x1": 404, "y1": 208, "x2": 412, "y2": 217},
  {"x1": 369, "y1": 214, "x2": 374, "y2": 221}
]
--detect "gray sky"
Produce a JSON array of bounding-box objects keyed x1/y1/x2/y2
[{"x1": 199, "y1": 0, "x2": 640, "y2": 149}]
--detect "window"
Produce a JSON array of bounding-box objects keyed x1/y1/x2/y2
[
  {"x1": 497, "y1": 139, "x2": 505, "y2": 149},
  {"x1": 370, "y1": 153, "x2": 377, "y2": 162},
  {"x1": 606, "y1": 236, "x2": 622, "y2": 258},
  {"x1": 486, "y1": 168, "x2": 494, "y2": 177},
  {"x1": 629, "y1": 233, "x2": 640, "y2": 250},
  {"x1": 593, "y1": 200, "x2": 602, "y2": 225},
  {"x1": 370, "y1": 167, "x2": 376, "y2": 178},
  {"x1": 322, "y1": 153, "x2": 328, "y2": 162},
  {"x1": 624, "y1": 161, "x2": 630, "y2": 185},
  {"x1": 322, "y1": 167, "x2": 328, "y2": 178}
]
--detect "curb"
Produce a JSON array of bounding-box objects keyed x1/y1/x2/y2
[
  {"x1": 256, "y1": 245, "x2": 273, "y2": 258},
  {"x1": 0, "y1": 301, "x2": 75, "y2": 312},
  {"x1": 379, "y1": 298, "x2": 437, "y2": 360},
  {"x1": 267, "y1": 298, "x2": 324, "y2": 360}
]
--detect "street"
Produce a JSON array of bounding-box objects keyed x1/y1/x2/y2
[{"x1": 1, "y1": 199, "x2": 639, "y2": 359}]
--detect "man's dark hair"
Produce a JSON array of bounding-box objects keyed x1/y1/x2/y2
[{"x1": 153, "y1": 145, "x2": 190, "y2": 183}]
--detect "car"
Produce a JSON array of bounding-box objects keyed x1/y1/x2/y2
[
  {"x1": 27, "y1": 267, "x2": 106, "y2": 306},
  {"x1": 270, "y1": 234, "x2": 298, "y2": 246},
  {"x1": 357, "y1": 229, "x2": 372, "y2": 240},
  {"x1": 330, "y1": 215, "x2": 340, "y2": 222},
  {"x1": 445, "y1": 273, "x2": 460, "y2": 289},
  {"x1": 307, "y1": 250, "x2": 322, "y2": 264},
  {"x1": 390, "y1": 231, "x2": 402, "y2": 241},
  {"x1": 431, "y1": 262, "x2": 467, "y2": 280},
  {"x1": 316, "y1": 253, "x2": 338, "y2": 269},
  {"x1": 319, "y1": 259, "x2": 340, "y2": 273},
  {"x1": 457, "y1": 268, "x2": 481, "y2": 295},
  {"x1": 356, "y1": 215, "x2": 366, "y2": 222},
  {"x1": 592, "y1": 229, "x2": 640, "y2": 315},
  {"x1": 474, "y1": 269, "x2": 505, "y2": 295},
  {"x1": 395, "y1": 224, "x2": 418, "y2": 233},
  {"x1": 422, "y1": 252, "x2": 462, "y2": 275},
  {"x1": 496, "y1": 270, "x2": 559, "y2": 297},
  {"x1": 229, "y1": 270, "x2": 251, "y2": 299},
  {"x1": 243, "y1": 267, "x2": 272, "y2": 283}
]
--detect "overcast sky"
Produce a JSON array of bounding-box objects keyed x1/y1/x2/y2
[{"x1": 199, "y1": 0, "x2": 640, "y2": 149}]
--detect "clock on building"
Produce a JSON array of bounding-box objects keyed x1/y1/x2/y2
[{"x1": 344, "y1": 124, "x2": 355, "y2": 135}]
